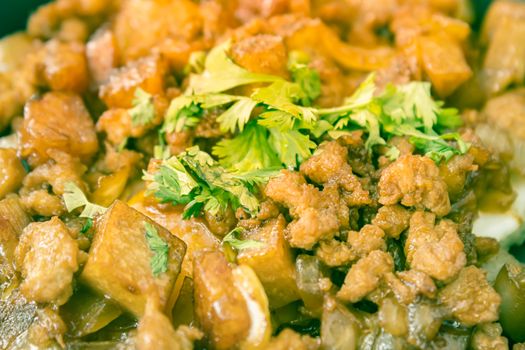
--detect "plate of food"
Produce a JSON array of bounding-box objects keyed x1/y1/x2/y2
[{"x1": 1, "y1": 0, "x2": 524, "y2": 349}]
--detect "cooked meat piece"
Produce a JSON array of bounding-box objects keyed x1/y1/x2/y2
[
  {"x1": 0, "y1": 148, "x2": 25, "y2": 198},
  {"x1": 267, "y1": 328, "x2": 320, "y2": 350},
  {"x1": 20, "y1": 150, "x2": 86, "y2": 216},
  {"x1": 470, "y1": 323, "x2": 509, "y2": 350},
  {"x1": 112, "y1": 0, "x2": 203, "y2": 62},
  {"x1": 0, "y1": 194, "x2": 32, "y2": 235},
  {"x1": 315, "y1": 239, "x2": 356, "y2": 267},
  {"x1": 300, "y1": 141, "x2": 370, "y2": 206},
  {"x1": 264, "y1": 170, "x2": 347, "y2": 249},
  {"x1": 86, "y1": 27, "x2": 119, "y2": 85},
  {"x1": 81, "y1": 201, "x2": 186, "y2": 316},
  {"x1": 15, "y1": 217, "x2": 79, "y2": 305},
  {"x1": 346, "y1": 224, "x2": 386, "y2": 257},
  {"x1": 337, "y1": 250, "x2": 394, "y2": 303},
  {"x1": 99, "y1": 54, "x2": 167, "y2": 109},
  {"x1": 19, "y1": 92, "x2": 98, "y2": 167},
  {"x1": 438, "y1": 266, "x2": 501, "y2": 327},
  {"x1": 38, "y1": 39, "x2": 88, "y2": 93},
  {"x1": 378, "y1": 155, "x2": 451, "y2": 216},
  {"x1": 237, "y1": 215, "x2": 300, "y2": 308},
  {"x1": 372, "y1": 205, "x2": 411, "y2": 239},
  {"x1": 385, "y1": 269, "x2": 437, "y2": 304},
  {"x1": 27, "y1": 307, "x2": 67, "y2": 348},
  {"x1": 193, "y1": 251, "x2": 251, "y2": 350},
  {"x1": 405, "y1": 211, "x2": 466, "y2": 281},
  {"x1": 231, "y1": 34, "x2": 289, "y2": 79},
  {"x1": 308, "y1": 55, "x2": 347, "y2": 107},
  {"x1": 203, "y1": 206, "x2": 237, "y2": 236},
  {"x1": 136, "y1": 299, "x2": 203, "y2": 350},
  {"x1": 0, "y1": 218, "x2": 19, "y2": 286}
]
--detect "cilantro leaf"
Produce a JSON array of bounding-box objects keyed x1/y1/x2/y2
[
  {"x1": 386, "y1": 146, "x2": 400, "y2": 161},
  {"x1": 288, "y1": 51, "x2": 321, "y2": 106},
  {"x1": 217, "y1": 97, "x2": 258, "y2": 133},
  {"x1": 223, "y1": 227, "x2": 265, "y2": 251},
  {"x1": 63, "y1": 182, "x2": 107, "y2": 218},
  {"x1": 268, "y1": 128, "x2": 317, "y2": 167},
  {"x1": 143, "y1": 221, "x2": 169, "y2": 277},
  {"x1": 189, "y1": 41, "x2": 281, "y2": 94},
  {"x1": 163, "y1": 96, "x2": 204, "y2": 133},
  {"x1": 213, "y1": 122, "x2": 281, "y2": 172},
  {"x1": 146, "y1": 147, "x2": 273, "y2": 218},
  {"x1": 80, "y1": 218, "x2": 93, "y2": 235},
  {"x1": 129, "y1": 88, "x2": 156, "y2": 127}
]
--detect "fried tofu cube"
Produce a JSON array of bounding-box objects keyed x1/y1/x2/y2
[
  {"x1": 99, "y1": 54, "x2": 167, "y2": 109},
  {"x1": 0, "y1": 149, "x2": 25, "y2": 199},
  {"x1": 193, "y1": 251, "x2": 251, "y2": 350},
  {"x1": 237, "y1": 215, "x2": 300, "y2": 308},
  {"x1": 418, "y1": 34, "x2": 472, "y2": 97},
  {"x1": 81, "y1": 200, "x2": 186, "y2": 316},
  {"x1": 19, "y1": 92, "x2": 98, "y2": 166},
  {"x1": 41, "y1": 40, "x2": 89, "y2": 93}
]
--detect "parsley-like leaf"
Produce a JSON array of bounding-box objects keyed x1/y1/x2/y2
[
  {"x1": 268, "y1": 128, "x2": 317, "y2": 167},
  {"x1": 143, "y1": 221, "x2": 169, "y2": 277},
  {"x1": 63, "y1": 182, "x2": 107, "y2": 218},
  {"x1": 288, "y1": 51, "x2": 321, "y2": 106},
  {"x1": 189, "y1": 41, "x2": 281, "y2": 94},
  {"x1": 145, "y1": 147, "x2": 274, "y2": 218},
  {"x1": 223, "y1": 227, "x2": 265, "y2": 250},
  {"x1": 129, "y1": 88, "x2": 155, "y2": 127},
  {"x1": 213, "y1": 122, "x2": 281, "y2": 171},
  {"x1": 217, "y1": 97, "x2": 258, "y2": 133}
]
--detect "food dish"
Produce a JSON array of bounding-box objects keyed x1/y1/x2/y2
[{"x1": 1, "y1": 0, "x2": 525, "y2": 349}]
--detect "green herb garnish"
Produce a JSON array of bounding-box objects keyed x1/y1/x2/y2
[
  {"x1": 143, "y1": 221, "x2": 169, "y2": 277},
  {"x1": 129, "y1": 88, "x2": 155, "y2": 127},
  {"x1": 63, "y1": 183, "x2": 107, "y2": 218},
  {"x1": 80, "y1": 218, "x2": 93, "y2": 235},
  {"x1": 223, "y1": 227, "x2": 265, "y2": 251}
]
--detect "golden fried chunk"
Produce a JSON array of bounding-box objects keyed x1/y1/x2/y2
[
  {"x1": 470, "y1": 323, "x2": 509, "y2": 350},
  {"x1": 267, "y1": 329, "x2": 320, "y2": 350},
  {"x1": 99, "y1": 54, "x2": 167, "y2": 109},
  {"x1": 38, "y1": 40, "x2": 88, "y2": 93},
  {"x1": 231, "y1": 34, "x2": 289, "y2": 79},
  {"x1": 81, "y1": 201, "x2": 186, "y2": 316},
  {"x1": 112, "y1": 0, "x2": 203, "y2": 62},
  {"x1": 439, "y1": 266, "x2": 501, "y2": 327},
  {"x1": 406, "y1": 211, "x2": 465, "y2": 281},
  {"x1": 264, "y1": 170, "x2": 347, "y2": 249},
  {"x1": 0, "y1": 149, "x2": 25, "y2": 199},
  {"x1": 19, "y1": 92, "x2": 98, "y2": 166},
  {"x1": 337, "y1": 250, "x2": 394, "y2": 303},
  {"x1": 378, "y1": 155, "x2": 451, "y2": 216},
  {"x1": 384, "y1": 270, "x2": 437, "y2": 305},
  {"x1": 86, "y1": 27, "x2": 119, "y2": 85},
  {"x1": 315, "y1": 239, "x2": 355, "y2": 267},
  {"x1": 300, "y1": 141, "x2": 370, "y2": 206},
  {"x1": 237, "y1": 215, "x2": 300, "y2": 308},
  {"x1": 193, "y1": 251, "x2": 251, "y2": 350},
  {"x1": 15, "y1": 217, "x2": 79, "y2": 305},
  {"x1": 347, "y1": 224, "x2": 386, "y2": 257},
  {"x1": 20, "y1": 150, "x2": 86, "y2": 216},
  {"x1": 418, "y1": 34, "x2": 472, "y2": 97},
  {"x1": 0, "y1": 194, "x2": 31, "y2": 235},
  {"x1": 137, "y1": 299, "x2": 203, "y2": 350},
  {"x1": 372, "y1": 205, "x2": 411, "y2": 239}
]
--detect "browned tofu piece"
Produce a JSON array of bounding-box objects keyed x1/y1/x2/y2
[
  {"x1": 418, "y1": 34, "x2": 472, "y2": 97},
  {"x1": 86, "y1": 27, "x2": 119, "y2": 86},
  {"x1": 112, "y1": 0, "x2": 203, "y2": 62},
  {"x1": 19, "y1": 92, "x2": 98, "y2": 166},
  {"x1": 99, "y1": 54, "x2": 167, "y2": 109},
  {"x1": 237, "y1": 215, "x2": 300, "y2": 308},
  {"x1": 231, "y1": 34, "x2": 289, "y2": 79},
  {"x1": 81, "y1": 201, "x2": 186, "y2": 316},
  {"x1": 193, "y1": 251, "x2": 251, "y2": 350},
  {"x1": 40, "y1": 40, "x2": 89, "y2": 93},
  {"x1": 0, "y1": 148, "x2": 25, "y2": 199}
]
